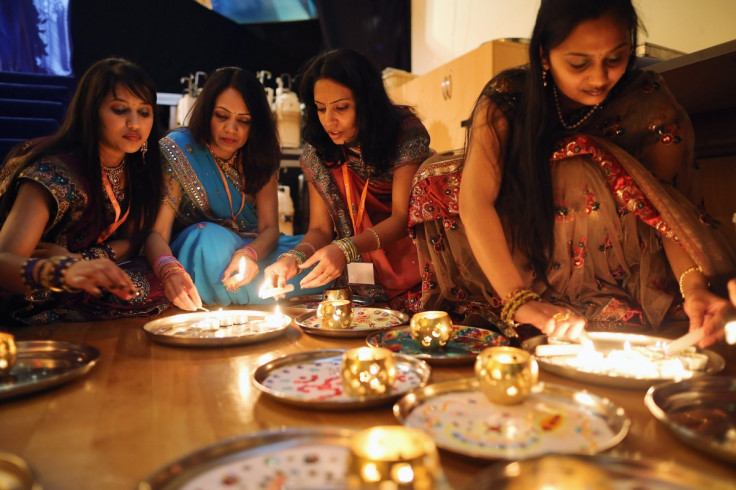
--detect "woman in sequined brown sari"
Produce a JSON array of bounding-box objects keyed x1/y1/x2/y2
[
  {"x1": 0, "y1": 58, "x2": 167, "y2": 324},
  {"x1": 409, "y1": 0, "x2": 736, "y2": 345}
]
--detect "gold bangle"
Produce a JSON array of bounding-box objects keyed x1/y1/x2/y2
[{"x1": 678, "y1": 265, "x2": 708, "y2": 296}]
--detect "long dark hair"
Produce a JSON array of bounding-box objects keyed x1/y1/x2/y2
[
  {"x1": 299, "y1": 48, "x2": 405, "y2": 172},
  {"x1": 492, "y1": 0, "x2": 640, "y2": 284},
  {"x1": 0, "y1": 57, "x2": 163, "y2": 248},
  {"x1": 188, "y1": 67, "x2": 280, "y2": 195}
]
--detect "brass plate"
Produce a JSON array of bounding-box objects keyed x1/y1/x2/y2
[
  {"x1": 0, "y1": 340, "x2": 99, "y2": 401},
  {"x1": 645, "y1": 376, "x2": 736, "y2": 464}
]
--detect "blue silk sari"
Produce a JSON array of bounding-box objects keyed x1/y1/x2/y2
[{"x1": 159, "y1": 129, "x2": 326, "y2": 306}]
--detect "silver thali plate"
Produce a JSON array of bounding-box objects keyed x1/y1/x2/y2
[
  {"x1": 523, "y1": 332, "x2": 725, "y2": 390},
  {"x1": 460, "y1": 453, "x2": 736, "y2": 490},
  {"x1": 142, "y1": 310, "x2": 292, "y2": 348},
  {"x1": 253, "y1": 349, "x2": 431, "y2": 410},
  {"x1": 394, "y1": 377, "x2": 629, "y2": 461},
  {"x1": 645, "y1": 376, "x2": 736, "y2": 464},
  {"x1": 138, "y1": 427, "x2": 354, "y2": 490},
  {"x1": 0, "y1": 340, "x2": 99, "y2": 401},
  {"x1": 294, "y1": 307, "x2": 409, "y2": 338}
]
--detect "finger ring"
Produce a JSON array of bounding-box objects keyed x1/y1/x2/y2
[
  {"x1": 553, "y1": 312, "x2": 570, "y2": 322},
  {"x1": 322, "y1": 273, "x2": 331, "y2": 280}
]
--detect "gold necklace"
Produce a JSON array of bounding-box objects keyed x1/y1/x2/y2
[
  {"x1": 101, "y1": 157, "x2": 127, "y2": 200},
  {"x1": 553, "y1": 86, "x2": 599, "y2": 130}
]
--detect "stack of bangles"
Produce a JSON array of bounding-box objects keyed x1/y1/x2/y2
[
  {"x1": 234, "y1": 245, "x2": 258, "y2": 264},
  {"x1": 79, "y1": 243, "x2": 116, "y2": 261},
  {"x1": 277, "y1": 242, "x2": 316, "y2": 266},
  {"x1": 20, "y1": 256, "x2": 80, "y2": 292},
  {"x1": 500, "y1": 288, "x2": 542, "y2": 326},
  {"x1": 278, "y1": 249, "x2": 307, "y2": 265},
  {"x1": 332, "y1": 237, "x2": 359, "y2": 264},
  {"x1": 154, "y1": 255, "x2": 186, "y2": 283}
]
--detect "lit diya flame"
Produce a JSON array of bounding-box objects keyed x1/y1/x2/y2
[{"x1": 265, "y1": 305, "x2": 287, "y2": 326}]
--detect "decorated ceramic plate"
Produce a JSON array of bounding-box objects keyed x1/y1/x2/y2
[
  {"x1": 138, "y1": 427, "x2": 353, "y2": 490},
  {"x1": 280, "y1": 294, "x2": 374, "y2": 316},
  {"x1": 253, "y1": 349, "x2": 431, "y2": 409},
  {"x1": 0, "y1": 340, "x2": 99, "y2": 401},
  {"x1": 394, "y1": 378, "x2": 629, "y2": 461},
  {"x1": 523, "y1": 332, "x2": 725, "y2": 390},
  {"x1": 645, "y1": 376, "x2": 736, "y2": 464},
  {"x1": 366, "y1": 326, "x2": 508, "y2": 365},
  {"x1": 294, "y1": 307, "x2": 409, "y2": 338},
  {"x1": 142, "y1": 310, "x2": 292, "y2": 348},
  {"x1": 460, "y1": 453, "x2": 735, "y2": 490}
]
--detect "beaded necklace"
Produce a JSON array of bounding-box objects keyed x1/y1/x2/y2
[{"x1": 553, "y1": 86, "x2": 600, "y2": 130}]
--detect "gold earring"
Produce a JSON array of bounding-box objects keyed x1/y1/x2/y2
[
  {"x1": 140, "y1": 140, "x2": 148, "y2": 164},
  {"x1": 542, "y1": 68, "x2": 548, "y2": 87}
]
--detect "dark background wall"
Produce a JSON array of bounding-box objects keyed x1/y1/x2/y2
[{"x1": 69, "y1": 0, "x2": 411, "y2": 94}]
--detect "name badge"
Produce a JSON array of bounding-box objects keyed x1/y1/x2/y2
[{"x1": 347, "y1": 262, "x2": 375, "y2": 285}]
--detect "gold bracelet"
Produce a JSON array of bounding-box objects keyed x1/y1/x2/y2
[
  {"x1": 366, "y1": 228, "x2": 381, "y2": 251},
  {"x1": 678, "y1": 265, "x2": 708, "y2": 296}
]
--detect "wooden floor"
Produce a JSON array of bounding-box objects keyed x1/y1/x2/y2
[{"x1": 1, "y1": 308, "x2": 735, "y2": 489}]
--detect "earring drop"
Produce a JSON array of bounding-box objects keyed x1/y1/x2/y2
[
  {"x1": 140, "y1": 140, "x2": 148, "y2": 164},
  {"x1": 542, "y1": 68, "x2": 548, "y2": 87}
]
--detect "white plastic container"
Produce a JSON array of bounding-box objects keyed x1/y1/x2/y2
[{"x1": 275, "y1": 76, "x2": 301, "y2": 148}]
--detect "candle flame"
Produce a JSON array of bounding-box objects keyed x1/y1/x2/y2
[
  {"x1": 725, "y1": 319, "x2": 736, "y2": 345},
  {"x1": 234, "y1": 256, "x2": 246, "y2": 281}
]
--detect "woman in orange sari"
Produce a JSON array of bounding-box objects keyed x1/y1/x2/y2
[{"x1": 264, "y1": 48, "x2": 432, "y2": 311}]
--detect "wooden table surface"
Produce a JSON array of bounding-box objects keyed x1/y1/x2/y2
[{"x1": 2, "y1": 307, "x2": 735, "y2": 489}]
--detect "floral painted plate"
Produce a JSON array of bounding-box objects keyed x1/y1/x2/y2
[
  {"x1": 294, "y1": 307, "x2": 409, "y2": 338},
  {"x1": 253, "y1": 349, "x2": 431, "y2": 410},
  {"x1": 366, "y1": 326, "x2": 508, "y2": 365},
  {"x1": 139, "y1": 427, "x2": 353, "y2": 489},
  {"x1": 394, "y1": 378, "x2": 629, "y2": 461}
]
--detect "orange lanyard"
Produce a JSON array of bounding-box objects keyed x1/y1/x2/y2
[
  {"x1": 215, "y1": 163, "x2": 245, "y2": 223},
  {"x1": 97, "y1": 171, "x2": 129, "y2": 243},
  {"x1": 342, "y1": 164, "x2": 369, "y2": 233}
]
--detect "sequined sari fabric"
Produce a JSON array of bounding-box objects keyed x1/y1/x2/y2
[
  {"x1": 408, "y1": 67, "x2": 736, "y2": 330},
  {"x1": 0, "y1": 141, "x2": 168, "y2": 324},
  {"x1": 301, "y1": 110, "x2": 432, "y2": 311}
]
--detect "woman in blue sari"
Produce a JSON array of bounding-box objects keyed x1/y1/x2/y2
[{"x1": 146, "y1": 67, "x2": 324, "y2": 310}]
